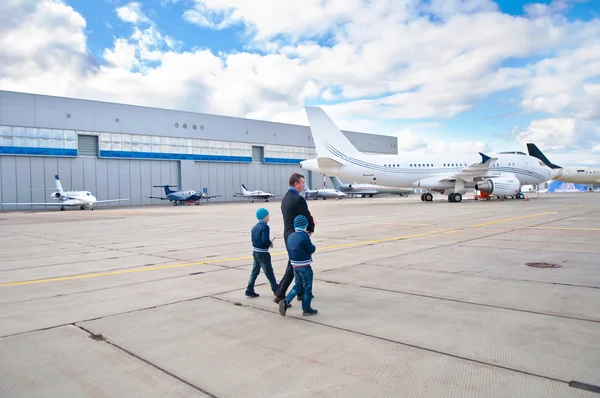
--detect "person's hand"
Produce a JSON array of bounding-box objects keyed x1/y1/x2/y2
[{"x1": 308, "y1": 232, "x2": 313, "y2": 236}]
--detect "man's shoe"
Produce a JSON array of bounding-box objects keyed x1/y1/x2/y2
[
  {"x1": 245, "y1": 291, "x2": 259, "y2": 298},
  {"x1": 279, "y1": 300, "x2": 288, "y2": 316},
  {"x1": 273, "y1": 296, "x2": 284, "y2": 304},
  {"x1": 303, "y1": 309, "x2": 318, "y2": 316}
]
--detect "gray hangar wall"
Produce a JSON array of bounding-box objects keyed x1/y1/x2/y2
[{"x1": 0, "y1": 90, "x2": 397, "y2": 209}]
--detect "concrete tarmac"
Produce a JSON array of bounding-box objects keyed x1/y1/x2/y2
[{"x1": 1, "y1": 192, "x2": 599, "y2": 397}]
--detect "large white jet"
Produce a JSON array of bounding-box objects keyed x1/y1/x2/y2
[
  {"x1": 299, "y1": 107, "x2": 556, "y2": 203},
  {"x1": 1, "y1": 175, "x2": 129, "y2": 211},
  {"x1": 527, "y1": 143, "x2": 600, "y2": 185}
]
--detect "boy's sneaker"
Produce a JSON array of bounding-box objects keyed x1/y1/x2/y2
[
  {"x1": 303, "y1": 309, "x2": 318, "y2": 316},
  {"x1": 245, "y1": 291, "x2": 259, "y2": 298},
  {"x1": 279, "y1": 300, "x2": 288, "y2": 316}
]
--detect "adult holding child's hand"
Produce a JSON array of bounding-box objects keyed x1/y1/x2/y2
[{"x1": 273, "y1": 173, "x2": 315, "y2": 304}]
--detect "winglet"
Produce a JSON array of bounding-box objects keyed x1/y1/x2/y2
[
  {"x1": 526, "y1": 143, "x2": 562, "y2": 169},
  {"x1": 479, "y1": 152, "x2": 492, "y2": 165}
]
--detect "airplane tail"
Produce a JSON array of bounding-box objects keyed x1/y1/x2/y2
[
  {"x1": 154, "y1": 185, "x2": 177, "y2": 195},
  {"x1": 329, "y1": 176, "x2": 344, "y2": 189},
  {"x1": 241, "y1": 184, "x2": 250, "y2": 194},
  {"x1": 305, "y1": 107, "x2": 360, "y2": 162},
  {"x1": 526, "y1": 143, "x2": 562, "y2": 169},
  {"x1": 54, "y1": 175, "x2": 65, "y2": 195}
]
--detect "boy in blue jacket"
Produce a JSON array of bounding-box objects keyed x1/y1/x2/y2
[
  {"x1": 246, "y1": 208, "x2": 278, "y2": 298},
  {"x1": 279, "y1": 215, "x2": 318, "y2": 316}
]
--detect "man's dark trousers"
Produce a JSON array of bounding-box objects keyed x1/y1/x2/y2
[{"x1": 274, "y1": 232, "x2": 303, "y2": 299}]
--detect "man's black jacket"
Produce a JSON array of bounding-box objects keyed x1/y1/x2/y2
[{"x1": 281, "y1": 188, "x2": 315, "y2": 240}]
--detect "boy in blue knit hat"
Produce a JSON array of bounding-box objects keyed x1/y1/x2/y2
[
  {"x1": 279, "y1": 214, "x2": 318, "y2": 316},
  {"x1": 246, "y1": 207, "x2": 278, "y2": 298}
]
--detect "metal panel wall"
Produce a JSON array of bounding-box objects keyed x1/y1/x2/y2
[
  {"x1": 0, "y1": 90, "x2": 397, "y2": 154},
  {"x1": 1, "y1": 155, "x2": 315, "y2": 210}
]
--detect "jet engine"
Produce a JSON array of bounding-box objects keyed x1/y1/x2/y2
[
  {"x1": 475, "y1": 177, "x2": 520, "y2": 196},
  {"x1": 50, "y1": 192, "x2": 62, "y2": 198}
]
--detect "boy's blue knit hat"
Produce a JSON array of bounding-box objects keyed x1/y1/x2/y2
[
  {"x1": 294, "y1": 215, "x2": 309, "y2": 230},
  {"x1": 256, "y1": 208, "x2": 269, "y2": 220}
]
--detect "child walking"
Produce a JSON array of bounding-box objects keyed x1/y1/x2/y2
[
  {"x1": 279, "y1": 215, "x2": 318, "y2": 316},
  {"x1": 245, "y1": 208, "x2": 278, "y2": 297}
]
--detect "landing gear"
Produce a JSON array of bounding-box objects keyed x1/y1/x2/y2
[
  {"x1": 60, "y1": 206, "x2": 65, "y2": 211},
  {"x1": 421, "y1": 193, "x2": 433, "y2": 202},
  {"x1": 517, "y1": 193, "x2": 525, "y2": 200},
  {"x1": 80, "y1": 206, "x2": 86, "y2": 210},
  {"x1": 448, "y1": 193, "x2": 462, "y2": 203}
]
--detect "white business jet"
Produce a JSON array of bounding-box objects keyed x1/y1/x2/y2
[
  {"x1": 299, "y1": 107, "x2": 556, "y2": 203},
  {"x1": 1, "y1": 175, "x2": 129, "y2": 211},
  {"x1": 527, "y1": 144, "x2": 600, "y2": 185}
]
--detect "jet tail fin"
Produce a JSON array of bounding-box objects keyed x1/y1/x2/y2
[
  {"x1": 329, "y1": 176, "x2": 344, "y2": 189},
  {"x1": 54, "y1": 175, "x2": 65, "y2": 195},
  {"x1": 241, "y1": 184, "x2": 250, "y2": 194},
  {"x1": 153, "y1": 185, "x2": 177, "y2": 195},
  {"x1": 305, "y1": 107, "x2": 360, "y2": 160},
  {"x1": 526, "y1": 143, "x2": 562, "y2": 169}
]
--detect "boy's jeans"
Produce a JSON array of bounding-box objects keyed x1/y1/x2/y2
[
  {"x1": 247, "y1": 252, "x2": 278, "y2": 293},
  {"x1": 285, "y1": 266, "x2": 313, "y2": 312}
]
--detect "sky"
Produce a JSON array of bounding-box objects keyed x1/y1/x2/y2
[{"x1": 0, "y1": 0, "x2": 599, "y2": 166}]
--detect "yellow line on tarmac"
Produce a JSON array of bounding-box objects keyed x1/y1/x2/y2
[
  {"x1": 517, "y1": 226, "x2": 600, "y2": 231},
  {"x1": 472, "y1": 212, "x2": 557, "y2": 227},
  {"x1": 0, "y1": 212, "x2": 557, "y2": 287}
]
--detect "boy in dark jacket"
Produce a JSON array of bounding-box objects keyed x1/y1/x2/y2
[
  {"x1": 279, "y1": 215, "x2": 318, "y2": 316},
  {"x1": 246, "y1": 208, "x2": 278, "y2": 298},
  {"x1": 273, "y1": 173, "x2": 315, "y2": 303}
]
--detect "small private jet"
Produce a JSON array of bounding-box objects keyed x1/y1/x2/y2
[
  {"x1": 299, "y1": 107, "x2": 556, "y2": 203},
  {"x1": 1, "y1": 175, "x2": 129, "y2": 211},
  {"x1": 233, "y1": 184, "x2": 280, "y2": 202},
  {"x1": 329, "y1": 176, "x2": 413, "y2": 197},
  {"x1": 304, "y1": 187, "x2": 347, "y2": 200},
  {"x1": 527, "y1": 144, "x2": 600, "y2": 185},
  {"x1": 146, "y1": 185, "x2": 223, "y2": 206}
]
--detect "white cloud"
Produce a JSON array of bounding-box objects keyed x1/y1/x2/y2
[
  {"x1": 592, "y1": 144, "x2": 600, "y2": 153},
  {"x1": 116, "y1": 2, "x2": 150, "y2": 25},
  {"x1": 1, "y1": 0, "x2": 599, "y2": 164},
  {"x1": 513, "y1": 118, "x2": 578, "y2": 150}
]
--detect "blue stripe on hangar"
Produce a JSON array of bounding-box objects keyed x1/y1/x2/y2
[
  {"x1": 264, "y1": 157, "x2": 305, "y2": 164},
  {"x1": 0, "y1": 146, "x2": 78, "y2": 156},
  {"x1": 99, "y1": 150, "x2": 252, "y2": 163}
]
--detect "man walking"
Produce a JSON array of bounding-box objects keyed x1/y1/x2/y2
[{"x1": 273, "y1": 173, "x2": 315, "y2": 304}]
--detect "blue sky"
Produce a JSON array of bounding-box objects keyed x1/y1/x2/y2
[{"x1": 0, "y1": 0, "x2": 598, "y2": 165}]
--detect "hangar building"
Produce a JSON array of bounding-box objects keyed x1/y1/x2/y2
[{"x1": 0, "y1": 90, "x2": 397, "y2": 209}]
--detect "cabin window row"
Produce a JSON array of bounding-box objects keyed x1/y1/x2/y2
[{"x1": 384, "y1": 163, "x2": 467, "y2": 168}]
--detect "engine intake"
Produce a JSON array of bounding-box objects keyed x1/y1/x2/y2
[{"x1": 52, "y1": 192, "x2": 61, "y2": 198}]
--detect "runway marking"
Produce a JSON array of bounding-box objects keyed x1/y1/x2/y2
[
  {"x1": 517, "y1": 226, "x2": 600, "y2": 232},
  {"x1": 0, "y1": 211, "x2": 557, "y2": 287},
  {"x1": 472, "y1": 212, "x2": 557, "y2": 227}
]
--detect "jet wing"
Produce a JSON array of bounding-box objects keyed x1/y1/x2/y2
[
  {"x1": 1, "y1": 202, "x2": 73, "y2": 206},
  {"x1": 449, "y1": 152, "x2": 498, "y2": 182},
  {"x1": 145, "y1": 195, "x2": 171, "y2": 200},
  {"x1": 204, "y1": 193, "x2": 223, "y2": 199},
  {"x1": 96, "y1": 198, "x2": 130, "y2": 203}
]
